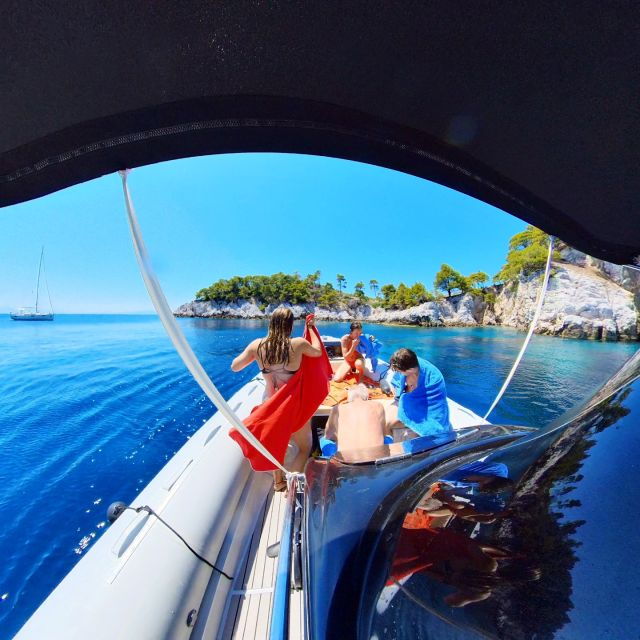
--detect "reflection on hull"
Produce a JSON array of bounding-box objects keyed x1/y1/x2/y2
[{"x1": 304, "y1": 349, "x2": 640, "y2": 639}]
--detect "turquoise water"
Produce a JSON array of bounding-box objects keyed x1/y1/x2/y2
[{"x1": 0, "y1": 315, "x2": 636, "y2": 637}]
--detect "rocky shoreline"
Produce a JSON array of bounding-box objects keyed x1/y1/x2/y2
[{"x1": 175, "y1": 251, "x2": 639, "y2": 342}]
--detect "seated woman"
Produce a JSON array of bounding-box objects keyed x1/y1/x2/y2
[
  {"x1": 333, "y1": 321, "x2": 366, "y2": 383},
  {"x1": 385, "y1": 347, "x2": 453, "y2": 439},
  {"x1": 231, "y1": 308, "x2": 322, "y2": 489}
]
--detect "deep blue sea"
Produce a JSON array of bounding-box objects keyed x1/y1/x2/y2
[{"x1": 0, "y1": 315, "x2": 637, "y2": 637}]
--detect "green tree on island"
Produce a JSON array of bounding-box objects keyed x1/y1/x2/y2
[
  {"x1": 194, "y1": 227, "x2": 555, "y2": 312},
  {"x1": 381, "y1": 284, "x2": 396, "y2": 308},
  {"x1": 393, "y1": 283, "x2": 412, "y2": 308},
  {"x1": 306, "y1": 270, "x2": 321, "y2": 302},
  {"x1": 378, "y1": 281, "x2": 434, "y2": 309},
  {"x1": 467, "y1": 271, "x2": 489, "y2": 289},
  {"x1": 317, "y1": 282, "x2": 340, "y2": 306},
  {"x1": 409, "y1": 282, "x2": 433, "y2": 305},
  {"x1": 434, "y1": 264, "x2": 469, "y2": 297},
  {"x1": 495, "y1": 226, "x2": 556, "y2": 283}
]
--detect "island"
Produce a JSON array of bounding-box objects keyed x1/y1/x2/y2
[{"x1": 175, "y1": 227, "x2": 639, "y2": 342}]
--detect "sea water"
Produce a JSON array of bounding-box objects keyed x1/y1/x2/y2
[{"x1": 0, "y1": 315, "x2": 636, "y2": 637}]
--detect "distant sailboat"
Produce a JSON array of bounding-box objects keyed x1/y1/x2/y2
[{"x1": 10, "y1": 247, "x2": 54, "y2": 321}]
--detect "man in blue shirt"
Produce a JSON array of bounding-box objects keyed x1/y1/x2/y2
[{"x1": 385, "y1": 348, "x2": 452, "y2": 438}]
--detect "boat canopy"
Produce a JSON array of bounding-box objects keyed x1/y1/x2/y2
[{"x1": 1, "y1": 3, "x2": 638, "y2": 264}]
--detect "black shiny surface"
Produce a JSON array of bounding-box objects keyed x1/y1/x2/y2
[
  {"x1": 304, "y1": 350, "x2": 640, "y2": 639},
  {"x1": 304, "y1": 425, "x2": 533, "y2": 639},
  {"x1": 2, "y1": 3, "x2": 638, "y2": 263}
]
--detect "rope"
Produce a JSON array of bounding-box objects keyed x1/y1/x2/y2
[
  {"x1": 43, "y1": 251, "x2": 54, "y2": 314},
  {"x1": 484, "y1": 236, "x2": 555, "y2": 420},
  {"x1": 126, "y1": 506, "x2": 232, "y2": 580},
  {"x1": 35, "y1": 246, "x2": 43, "y2": 312},
  {"x1": 119, "y1": 169, "x2": 288, "y2": 474}
]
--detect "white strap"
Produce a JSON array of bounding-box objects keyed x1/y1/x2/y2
[
  {"x1": 484, "y1": 236, "x2": 555, "y2": 420},
  {"x1": 119, "y1": 170, "x2": 288, "y2": 473}
]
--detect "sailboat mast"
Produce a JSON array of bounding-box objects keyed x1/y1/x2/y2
[{"x1": 35, "y1": 246, "x2": 44, "y2": 313}]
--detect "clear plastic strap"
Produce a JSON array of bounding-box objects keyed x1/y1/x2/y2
[
  {"x1": 119, "y1": 170, "x2": 288, "y2": 473},
  {"x1": 484, "y1": 236, "x2": 555, "y2": 420}
]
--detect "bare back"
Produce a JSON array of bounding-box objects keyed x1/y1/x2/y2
[
  {"x1": 230, "y1": 325, "x2": 322, "y2": 401},
  {"x1": 254, "y1": 337, "x2": 312, "y2": 372},
  {"x1": 326, "y1": 400, "x2": 386, "y2": 452}
]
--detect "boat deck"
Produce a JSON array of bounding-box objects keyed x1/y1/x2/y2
[{"x1": 221, "y1": 490, "x2": 303, "y2": 639}]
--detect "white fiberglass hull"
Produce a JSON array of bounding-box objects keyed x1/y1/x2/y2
[{"x1": 10, "y1": 312, "x2": 54, "y2": 321}]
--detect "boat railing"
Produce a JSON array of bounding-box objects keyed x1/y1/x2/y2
[{"x1": 269, "y1": 474, "x2": 301, "y2": 640}]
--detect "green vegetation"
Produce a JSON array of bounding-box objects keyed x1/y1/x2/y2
[
  {"x1": 468, "y1": 271, "x2": 489, "y2": 289},
  {"x1": 378, "y1": 282, "x2": 435, "y2": 309},
  {"x1": 196, "y1": 272, "x2": 323, "y2": 304},
  {"x1": 434, "y1": 264, "x2": 469, "y2": 297},
  {"x1": 195, "y1": 272, "x2": 436, "y2": 310},
  {"x1": 433, "y1": 266, "x2": 489, "y2": 297},
  {"x1": 195, "y1": 226, "x2": 555, "y2": 310},
  {"x1": 317, "y1": 282, "x2": 340, "y2": 307},
  {"x1": 494, "y1": 225, "x2": 556, "y2": 283}
]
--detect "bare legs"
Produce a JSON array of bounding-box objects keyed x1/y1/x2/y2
[
  {"x1": 384, "y1": 402, "x2": 401, "y2": 434},
  {"x1": 384, "y1": 403, "x2": 419, "y2": 441},
  {"x1": 272, "y1": 469, "x2": 287, "y2": 491},
  {"x1": 333, "y1": 357, "x2": 365, "y2": 383},
  {"x1": 289, "y1": 420, "x2": 313, "y2": 472},
  {"x1": 272, "y1": 420, "x2": 312, "y2": 491}
]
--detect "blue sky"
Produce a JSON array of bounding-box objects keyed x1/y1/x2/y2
[{"x1": 1, "y1": 153, "x2": 525, "y2": 313}]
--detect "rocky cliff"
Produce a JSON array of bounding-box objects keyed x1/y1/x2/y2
[
  {"x1": 175, "y1": 253, "x2": 639, "y2": 341},
  {"x1": 173, "y1": 295, "x2": 487, "y2": 327},
  {"x1": 491, "y1": 262, "x2": 637, "y2": 340}
]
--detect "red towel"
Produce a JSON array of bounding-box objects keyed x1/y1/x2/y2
[{"x1": 229, "y1": 316, "x2": 332, "y2": 471}]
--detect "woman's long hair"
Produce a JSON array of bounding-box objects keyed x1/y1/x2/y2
[{"x1": 257, "y1": 307, "x2": 294, "y2": 366}]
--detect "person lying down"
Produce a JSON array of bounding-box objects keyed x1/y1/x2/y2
[{"x1": 324, "y1": 384, "x2": 386, "y2": 456}]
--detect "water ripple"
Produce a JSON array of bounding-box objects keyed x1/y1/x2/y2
[{"x1": 0, "y1": 316, "x2": 636, "y2": 637}]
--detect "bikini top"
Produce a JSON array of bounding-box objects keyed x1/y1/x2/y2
[
  {"x1": 258, "y1": 340, "x2": 299, "y2": 391},
  {"x1": 261, "y1": 362, "x2": 300, "y2": 396},
  {"x1": 260, "y1": 362, "x2": 299, "y2": 376}
]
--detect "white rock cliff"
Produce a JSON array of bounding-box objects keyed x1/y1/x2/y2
[{"x1": 493, "y1": 263, "x2": 637, "y2": 341}]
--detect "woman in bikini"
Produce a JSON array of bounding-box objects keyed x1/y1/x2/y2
[{"x1": 231, "y1": 307, "x2": 323, "y2": 489}]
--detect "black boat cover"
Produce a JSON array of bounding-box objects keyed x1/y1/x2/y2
[{"x1": 2, "y1": 2, "x2": 638, "y2": 264}]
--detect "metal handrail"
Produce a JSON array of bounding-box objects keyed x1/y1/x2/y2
[{"x1": 269, "y1": 476, "x2": 299, "y2": 640}]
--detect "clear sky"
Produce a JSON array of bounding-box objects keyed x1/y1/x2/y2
[{"x1": 1, "y1": 153, "x2": 526, "y2": 313}]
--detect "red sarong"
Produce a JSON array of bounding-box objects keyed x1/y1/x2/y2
[{"x1": 229, "y1": 318, "x2": 332, "y2": 471}]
